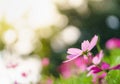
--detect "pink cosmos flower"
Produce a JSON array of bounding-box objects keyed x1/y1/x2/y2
[
  {"x1": 64, "y1": 35, "x2": 98, "y2": 62},
  {"x1": 106, "y1": 38, "x2": 120, "y2": 49},
  {"x1": 88, "y1": 50, "x2": 120, "y2": 78},
  {"x1": 88, "y1": 62, "x2": 120, "y2": 76}
]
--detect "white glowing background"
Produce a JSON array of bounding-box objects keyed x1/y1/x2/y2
[
  {"x1": 0, "y1": 0, "x2": 83, "y2": 83},
  {"x1": 0, "y1": 0, "x2": 68, "y2": 29}
]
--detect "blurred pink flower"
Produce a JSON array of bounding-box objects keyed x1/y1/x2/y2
[
  {"x1": 59, "y1": 57, "x2": 89, "y2": 78},
  {"x1": 45, "y1": 78, "x2": 53, "y2": 84},
  {"x1": 74, "y1": 57, "x2": 87, "y2": 71},
  {"x1": 58, "y1": 63, "x2": 71, "y2": 78},
  {"x1": 106, "y1": 38, "x2": 120, "y2": 49},
  {"x1": 64, "y1": 35, "x2": 98, "y2": 62},
  {"x1": 6, "y1": 62, "x2": 18, "y2": 69},
  {"x1": 40, "y1": 77, "x2": 53, "y2": 84},
  {"x1": 42, "y1": 57, "x2": 50, "y2": 67}
]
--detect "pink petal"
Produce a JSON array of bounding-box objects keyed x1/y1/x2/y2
[
  {"x1": 87, "y1": 70, "x2": 94, "y2": 77},
  {"x1": 91, "y1": 67, "x2": 102, "y2": 73},
  {"x1": 111, "y1": 64, "x2": 120, "y2": 70},
  {"x1": 99, "y1": 50, "x2": 104, "y2": 60},
  {"x1": 63, "y1": 54, "x2": 80, "y2": 63},
  {"x1": 92, "y1": 74, "x2": 98, "y2": 83},
  {"x1": 81, "y1": 40, "x2": 90, "y2": 51},
  {"x1": 83, "y1": 55, "x2": 88, "y2": 60},
  {"x1": 92, "y1": 50, "x2": 104, "y2": 65},
  {"x1": 74, "y1": 57, "x2": 86, "y2": 67},
  {"x1": 88, "y1": 35, "x2": 98, "y2": 51},
  {"x1": 86, "y1": 55, "x2": 93, "y2": 64},
  {"x1": 99, "y1": 72, "x2": 107, "y2": 79},
  {"x1": 101, "y1": 62, "x2": 110, "y2": 70},
  {"x1": 67, "y1": 55, "x2": 78, "y2": 59},
  {"x1": 92, "y1": 72, "x2": 107, "y2": 84},
  {"x1": 87, "y1": 65, "x2": 96, "y2": 71},
  {"x1": 58, "y1": 63, "x2": 71, "y2": 78},
  {"x1": 92, "y1": 56, "x2": 99, "y2": 65},
  {"x1": 67, "y1": 48, "x2": 82, "y2": 55},
  {"x1": 74, "y1": 57, "x2": 87, "y2": 71}
]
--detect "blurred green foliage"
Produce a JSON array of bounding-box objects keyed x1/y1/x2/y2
[
  {"x1": 54, "y1": 73, "x2": 92, "y2": 84},
  {"x1": 103, "y1": 49, "x2": 120, "y2": 66},
  {"x1": 106, "y1": 70, "x2": 120, "y2": 84}
]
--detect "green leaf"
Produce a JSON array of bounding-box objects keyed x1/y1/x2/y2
[
  {"x1": 103, "y1": 49, "x2": 120, "y2": 66},
  {"x1": 106, "y1": 70, "x2": 120, "y2": 84}
]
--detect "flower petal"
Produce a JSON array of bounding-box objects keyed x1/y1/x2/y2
[
  {"x1": 101, "y1": 62, "x2": 110, "y2": 70},
  {"x1": 92, "y1": 56, "x2": 99, "y2": 65},
  {"x1": 111, "y1": 64, "x2": 120, "y2": 70},
  {"x1": 83, "y1": 55, "x2": 88, "y2": 60},
  {"x1": 87, "y1": 65, "x2": 96, "y2": 71},
  {"x1": 81, "y1": 40, "x2": 90, "y2": 51},
  {"x1": 63, "y1": 55, "x2": 80, "y2": 63},
  {"x1": 99, "y1": 72, "x2": 107, "y2": 79},
  {"x1": 67, "y1": 48, "x2": 82, "y2": 55},
  {"x1": 91, "y1": 67, "x2": 102, "y2": 73},
  {"x1": 88, "y1": 35, "x2": 98, "y2": 51},
  {"x1": 92, "y1": 50, "x2": 104, "y2": 65},
  {"x1": 87, "y1": 70, "x2": 94, "y2": 77},
  {"x1": 99, "y1": 50, "x2": 104, "y2": 60}
]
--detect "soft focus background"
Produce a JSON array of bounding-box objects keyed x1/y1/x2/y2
[{"x1": 0, "y1": 0, "x2": 120, "y2": 84}]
